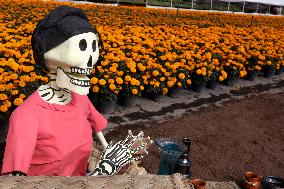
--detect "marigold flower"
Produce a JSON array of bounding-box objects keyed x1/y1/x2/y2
[
  {"x1": 219, "y1": 76, "x2": 224, "y2": 81},
  {"x1": 0, "y1": 94, "x2": 8, "y2": 100},
  {"x1": 187, "y1": 79, "x2": 192, "y2": 85},
  {"x1": 152, "y1": 70, "x2": 159, "y2": 77},
  {"x1": 19, "y1": 94, "x2": 26, "y2": 99},
  {"x1": 99, "y1": 79, "x2": 106, "y2": 86},
  {"x1": 196, "y1": 69, "x2": 202, "y2": 75},
  {"x1": 90, "y1": 77, "x2": 99, "y2": 85},
  {"x1": 92, "y1": 85, "x2": 99, "y2": 93},
  {"x1": 132, "y1": 89, "x2": 138, "y2": 95},
  {"x1": 125, "y1": 75, "x2": 131, "y2": 82},
  {"x1": 178, "y1": 73, "x2": 185, "y2": 79},
  {"x1": 109, "y1": 84, "x2": 116, "y2": 91},
  {"x1": 13, "y1": 98, "x2": 23, "y2": 106},
  {"x1": 0, "y1": 105, "x2": 8, "y2": 112},
  {"x1": 115, "y1": 77, "x2": 123, "y2": 84}
]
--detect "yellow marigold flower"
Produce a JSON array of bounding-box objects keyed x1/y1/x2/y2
[
  {"x1": 201, "y1": 67, "x2": 207, "y2": 72},
  {"x1": 178, "y1": 73, "x2": 185, "y2": 79},
  {"x1": 19, "y1": 94, "x2": 26, "y2": 99},
  {"x1": 12, "y1": 90, "x2": 19, "y2": 95},
  {"x1": 99, "y1": 79, "x2": 106, "y2": 86},
  {"x1": 92, "y1": 85, "x2": 99, "y2": 93},
  {"x1": 4, "y1": 100, "x2": 11, "y2": 108},
  {"x1": 116, "y1": 77, "x2": 123, "y2": 85},
  {"x1": 0, "y1": 105, "x2": 8, "y2": 113},
  {"x1": 130, "y1": 67, "x2": 136, "y2": 73},
  {"x1": 152, "y1": 70, "x2": 159, "y2": 77},
  {"x1": 125, "y1": 75, "x2": 131, "y2": 82},
  {"x1": 162, "y1": 88, "x2": 168, "y2": 94},
  {"x1": 160, "y1": 77, "x2": 165, "y2": 81},
  {"x1": 187, "y1": 79, "x2": 192, "y2": 85},
  {"x1": 108, "y1": 79, "x2": 114, "y2": 84},
  {"x1": 109, "y1": 84, "x2": 116, "y2": 91},
  {"x1": 14, "y1": 98, "x2": 23, "y2": 106},
  {"x1": 19, "y1": 81, "x2": 26, "y2": 87},
  {"x1": 154, "y1": 82, "x2": 160, "y2": 87},
  {"x1": 196, "y1": 69, "x2": 202, "y2": 75},
  {"x1": 90, "y1": 77, "x2": 98, "y2": 85},
  {"x1": 140, "y1": 85, "x2": 144, "y2": 90},
  {"x1": 219, "y1": 76, "x2": 224, "y2": 81},
  {"x1": 135, "y1": 80, "x2": 140, "y2": 86},
  {"x1": 202, "y1": 71, "x2": 207, "y2": 76},
  {"x1": 130, "y1": 78, "x2": 136, "y2": 85},
  {"x1": 132, "y1": 89, "x2": 138, "y2": 95},
  {"x1": 109, "y1": 67, "x2": 117, "y2": 72},
  {"x1": 267, "y1": 61, "x2": 272, "y2": 65},
  {"x1": 0, "y1": 94, "x2": 8, "y2": 100}
]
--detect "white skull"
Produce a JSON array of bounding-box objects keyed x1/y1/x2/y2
[{"x1": 44, "y1": 32, "x2": 99, "y2": 95}]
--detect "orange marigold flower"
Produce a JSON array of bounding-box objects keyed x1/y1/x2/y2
[
  {"x1": 132, "y1": 89, "x2": 138, "y2": 95},
  {"x1": 14, "y1": 98, "x2": 23, "y2": 106},
  {"x1": 109, "y1": 84, "x2": 116, "y2": 91},
  {"x1": 99, "y1": 79, "x2": 106, "y2": 86}
]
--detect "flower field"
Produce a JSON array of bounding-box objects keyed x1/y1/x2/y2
[{"x1": 0, "y1": 0, "x2": 284, "y2": 118}]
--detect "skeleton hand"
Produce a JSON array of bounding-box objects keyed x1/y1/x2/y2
[{"x1": 90, "y1": 130, "x2": 152, "y2": 176}]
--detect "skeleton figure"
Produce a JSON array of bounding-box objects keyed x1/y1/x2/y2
[{"x1": 1, "y1": 6, "x2": 151, "y2": 176}]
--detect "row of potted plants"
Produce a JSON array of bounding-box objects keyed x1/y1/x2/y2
[{"x1": 90, "y1": 65, "x2": 283, "y2": 114}]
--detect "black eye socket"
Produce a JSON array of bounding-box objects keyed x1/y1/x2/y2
[
  {"x1": 92, "y1": 40, "x2": 97, "y2": 52},
  {"x1": 79, "y1": 39, "x2": 87, "y2": 51}
]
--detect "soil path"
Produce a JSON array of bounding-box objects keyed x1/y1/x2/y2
[{"x1": 105, "y1": 92, "x2": 284, "y2": 181}]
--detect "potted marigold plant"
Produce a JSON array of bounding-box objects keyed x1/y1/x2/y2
[
  {"x1": 275, "y1": 58, "x2": 283, "y2": 75},
  {"x1": 262, "y1": 58, "x2": 277, "y2": 78},
  {"x1": 116, "y1": 59, "x2": 145, "y2": 107},
  {"x1": 245, "y1": 55, "x2": 263, "y2": 81},
  {"x1": 191, "y1": 67, "x2": 209, "y2": 93},
  {"x1": 142, "y1": 68, "x2": 165, "y2": 101},
  {"x1": 222, "y1": 60, "x2": 244, "y2": 86},
  {"x1": 91, "y1": 65, "x2": 120, "y2": 114},
  {"x1": 206, "y1": 59, "x2": 221, "y2": 90},
  {"x1": 167, "y1": 67, "x2": 191, "y2": 97}
]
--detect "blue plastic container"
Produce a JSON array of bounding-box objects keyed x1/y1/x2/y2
[{"x1": 155, "y1": 138, "x2": 187, "y2": 175}]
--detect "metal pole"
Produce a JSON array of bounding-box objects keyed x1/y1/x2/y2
[
  {"x1": 242, "y1": 1, "x2": 246, "y2": 12},
  {"x1": 280, "y1": 7, "x2": 282, "y2": 15},
  {"x1": 211, "y1": 0, "x2": 212, "y2": 10},
  {"x1": 256, "y1": 3, "x2": 259, "y2": 13},
  {"x1": 191, "y1": 0, "x2": 193, "y2": 9},
  {"x1": 171, "y1": 0, "x2": 172, "y2": 8},
  {"x1": 227, "y1": 1, "x2": 230, "y2": 11},
  {"x1": 145, "y1": 0, "x2": 147, "y2": 6},
  {"x1": 268, "y1": 5, "x2": 271, "y2": 14}
]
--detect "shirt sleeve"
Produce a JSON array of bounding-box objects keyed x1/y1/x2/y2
[
  {"x1": 1, "y1": 110, "x2": 39, "y2": 175},
  {"x1": 87, "y1": 99, "x2": 108, "y2": 132}
]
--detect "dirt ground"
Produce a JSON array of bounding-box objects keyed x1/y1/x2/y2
[{"x1": 105, "y1": 92, "x2": 284, "y2": 182}]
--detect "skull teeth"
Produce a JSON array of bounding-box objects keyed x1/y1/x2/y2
[
  {"x1": 71, "y1": 67, "x2": 92, "y2": 75},
  {"x1": 70, "y1": 78, "x2": 90, "y2": 87}
]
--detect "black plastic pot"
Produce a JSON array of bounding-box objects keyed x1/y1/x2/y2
[
  {"x1": 275, "y1": 67, "x2": 283, "y2": 75},
  {"x1": 118, "y1": 94, "x2": 136, "y2": 107},
  {"x1": 192, "y1": 80, "x2": 207, "y2": 93},
  {"x1": 261, "y1": 176, "x2": 284, "y2": 189},
  {"x1": 263, "y1": 66, "x2": 275, "y2": 78},
  {"x1": 246, "y1": 71, "x2": 257, "y2": 81},
  {"x1": 206, "y1": 78, "x2": 217, "y2": 90},
  {"x1": 97, "y1": 98, "x2": 116, "y2": 114},
  {"x1": 167, "y1": 87, "x2": 182, "y2": 98},
  {"x1": 225, "y1": 75, "x2": 238, "y2": 86}
]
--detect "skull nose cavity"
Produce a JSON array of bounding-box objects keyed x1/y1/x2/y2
[{"x1": 87, "y1": 55, "x2": 92, "y2": 67}]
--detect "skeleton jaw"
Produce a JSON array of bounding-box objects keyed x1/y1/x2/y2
[{"x1": 56, "y1": 67, "x2": 91, "y2": 95}]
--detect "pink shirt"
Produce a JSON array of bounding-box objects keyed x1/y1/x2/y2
[{"x1": 1, "y1": 91, "x2": 107, "y2": 176}]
